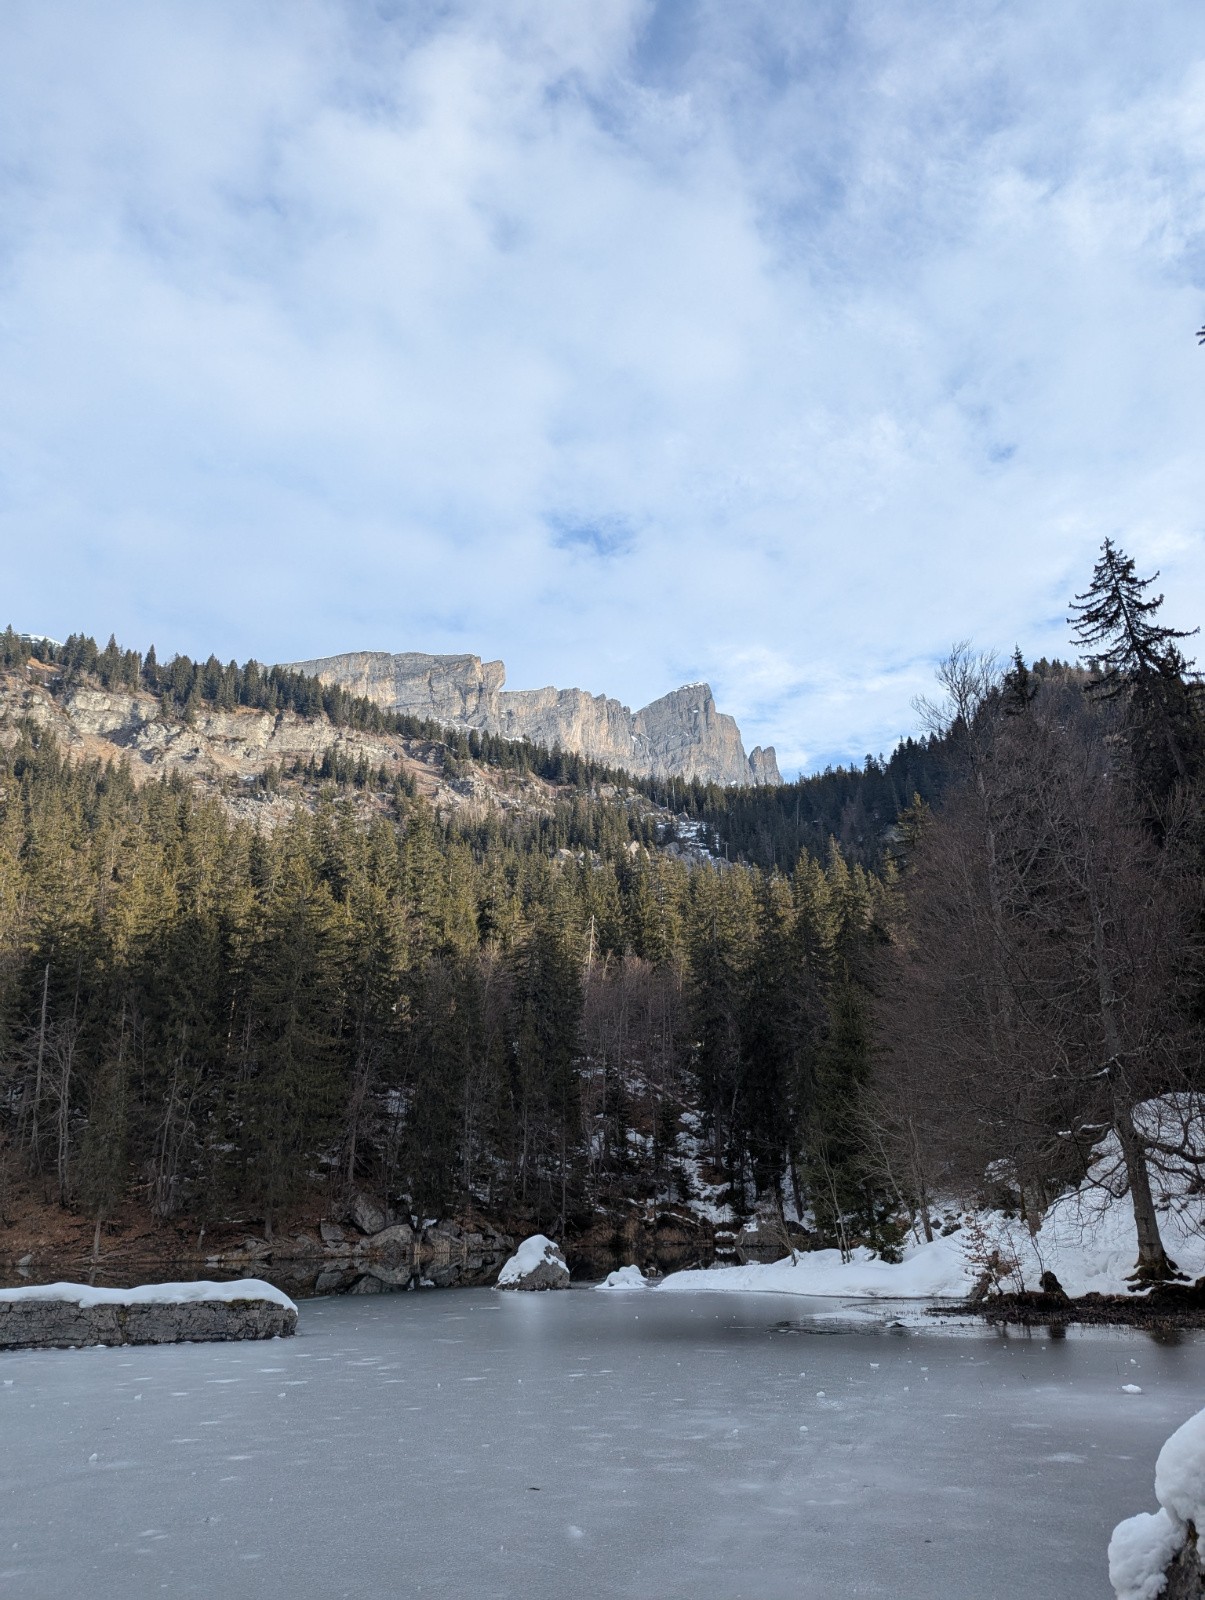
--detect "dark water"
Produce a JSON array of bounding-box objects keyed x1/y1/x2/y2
[
  {"x1": 0, "y1": 1238, "x2": 716, "y2": 1297},
  {"x1": 2, "y1": 1287, "x2": 1200, "y2": 1599}
]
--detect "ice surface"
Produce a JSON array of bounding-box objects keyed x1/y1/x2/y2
[
  {"x1": 0, "y1": 1279, "x2": 296, "y2": 1310},
  {"x1": 3, "y1": 1288, "x2": 1202, "y2": 1599}
]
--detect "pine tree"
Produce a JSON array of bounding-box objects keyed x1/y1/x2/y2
[{"x1": 1069, "y1": 538, "x2": 1201, "y2": 793}]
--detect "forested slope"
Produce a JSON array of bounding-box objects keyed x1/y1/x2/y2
[{"x1": 0, "y1": 631, "x2": 897, "y2": 1258}]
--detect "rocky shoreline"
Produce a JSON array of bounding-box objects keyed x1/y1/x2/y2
[{"x1": 936, "y1": 1282, "x2": 1205, "y2": 1332}]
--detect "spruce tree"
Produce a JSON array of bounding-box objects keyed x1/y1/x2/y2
[{"x1": 1069, "y1": 538, "x2": 1201, "y2": 793}]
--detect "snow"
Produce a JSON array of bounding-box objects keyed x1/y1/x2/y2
[
  {"x1": 3, "y1": 1290, "x2": 1202, "y2": 1600},
  {"x1": 496, "y1": 1235, "x2": 563, "y2": 1285},
  {"x1": 660, "y1": 1238, "x2": 971, "y2": 1300},
  {"x1": 1108, "y1": 1509, "x2": 1184, "y2": 1600},
  {"x1": 595, "y1": 1265, "x2": 648, "y2": 1290},
  {"x1": 662, "y1": 1099, "x2": 1205, "y2": 1303},
  {"x1": 1110, "y1": 1406, "x2": 1205, "y2": 1597},
  {"x1": 0, "y1": 1279, "x2": 297, "y2": 1311},
  {"x1": 1155, "y1": 1408, "x2": 1205, "y2": 1531}
]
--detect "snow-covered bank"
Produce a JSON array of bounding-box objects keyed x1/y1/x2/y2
[
  {"x1": 661, "y1": 1110, "x2": 1205, "y2": 1302},
  {"x1": 660, "y1": 1238, "x2": 972, "y2": 1300}
]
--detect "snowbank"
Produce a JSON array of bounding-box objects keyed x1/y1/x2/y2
[
  {"x1": 596, "y1": 1265, "x2": 648, "y2": 1291},
  {"x1": 660, "y1": 1238, "x2": 970, "y2": 1300},
  {"x1": 0, "y1": 1279, "x2": 296, "y2": 1310},
  {"x1": 1110, "y1": 1407, "x2": 1205, "y2": 1599},
  {"x1": 660, "y1": 1100, "x2": 1205, "y2": 1302}
]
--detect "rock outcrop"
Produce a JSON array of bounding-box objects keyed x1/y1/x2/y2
[
  {"x1": 0, "y1": 1280, "x2": 297, "y2": 1348},
  {"x1": 288, "y1": 651, "x2": 780, "y2": 787}
]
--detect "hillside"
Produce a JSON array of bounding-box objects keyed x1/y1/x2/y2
[{"x1": 0, "y1": 627, "x2": 896, "y2": 1281}]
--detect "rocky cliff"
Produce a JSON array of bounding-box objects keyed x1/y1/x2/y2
[{"x1": 288, "y1": 652, "x2": 780, "y2": 787}]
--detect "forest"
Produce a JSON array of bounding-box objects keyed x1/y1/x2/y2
[{"x1": 0, "y1": 540, "x2": 1202, "y2": 1283}]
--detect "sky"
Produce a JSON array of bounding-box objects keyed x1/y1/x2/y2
[{"x1": 3, "y1": 1, "x2": 1205, "y2": 776}]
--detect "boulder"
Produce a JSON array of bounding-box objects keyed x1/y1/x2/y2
[
  {"x1": 496, "y1": 1235, "x2": 570, "y2": 1291},
  {"x1": 423, "y1": 1220, "x2": 465, "y2": 1260},
  {"x1": 0, "y1": 1280, "x2": 297, "y2": 1349},
  {"x1": 363, "y1": 1223, "x2": 415, "y2": 1260},
  {"x1": 319, "y1": 1220, "x2": 346, "y2": 1247},
  {"x1": 314, "y1": 1265, "x2": 356, "y2": 1296},
  {"x1": 364, "y1": 1263, "x2": 413, "y2": 1288},
  {"x1": 347, "y1": 1192, "x2": 389, "y2": 1236}
]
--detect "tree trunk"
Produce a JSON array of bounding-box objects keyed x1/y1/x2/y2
[{"x1": 1115, "y1": 1096, "x2": 1179, "y2": 1285}]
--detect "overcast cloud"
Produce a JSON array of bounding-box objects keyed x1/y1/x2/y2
[{"x1": 3, "y1": 1, "x2": 1205, "y2": 773}]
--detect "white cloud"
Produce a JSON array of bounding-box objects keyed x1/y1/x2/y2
[{"x1": 2, "y1": 0, "x2": 1205, "y2": 773}]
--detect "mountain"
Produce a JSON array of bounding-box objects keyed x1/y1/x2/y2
[{"x1": 285, "y1": 650, "x2": 781, "y2": 787}]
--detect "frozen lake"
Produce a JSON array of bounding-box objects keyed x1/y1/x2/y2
[{"x1": 2, "y1": 1288, "x2": 1200, "y2": 1599}]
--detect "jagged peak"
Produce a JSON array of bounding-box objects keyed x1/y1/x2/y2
[{"x1": 286, "y1": 651, "x2": 781, "y2": 786}]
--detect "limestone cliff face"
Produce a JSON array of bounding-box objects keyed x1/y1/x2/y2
[
  {"x1": 290, "y1": 651, "x2": 505, "y2": 725},
  {"x1": 285, "y1": 651, "x2": 781, "y2": 787}
]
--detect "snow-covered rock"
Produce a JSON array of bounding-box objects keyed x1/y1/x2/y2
[
  {"x1": 1110, "y1": 1407, "x2": 1205, "y2": 1598},
  {"x1": 0, "y1": 1279, "x2": 297, "y2": 1348},
  {"x1": 596, "y1": 1265, "x2": 648, "y2": 1291},
  {"x1": 496, "y1": 1235, "x2": 569, "y2": 1291}
]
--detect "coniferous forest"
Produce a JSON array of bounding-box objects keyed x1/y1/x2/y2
[{"x1": 1, "y1": 541, "x2": 1202, "y2": 1282}]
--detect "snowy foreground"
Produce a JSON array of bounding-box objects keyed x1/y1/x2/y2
[
  {"x1": 3, "y1": 1289, "x2": 1203, "y2": 1600},
  {"x1": 1110, "y1": 1407, "x2": 1205, "y2": 1599}
]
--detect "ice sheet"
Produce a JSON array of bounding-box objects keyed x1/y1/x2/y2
[{"x1": 2, "y1": 1289, "x2": 1200, "y2": 1599}]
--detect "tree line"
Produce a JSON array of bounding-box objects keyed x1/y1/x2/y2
[{"x1": 0, "y1": 721, "x2": 892, "y2": 1252}]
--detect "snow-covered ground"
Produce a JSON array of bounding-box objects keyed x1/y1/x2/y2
[
  {"x1": 662, "y1": 1110, "x2": 1205, "y2": 1302},
  {"x1": 0, "y1": 1279, "x2": 296, "y2": 1310},
  {"x1": 2, "y1": 1289, "x2": 1201, "y2": 1599}
]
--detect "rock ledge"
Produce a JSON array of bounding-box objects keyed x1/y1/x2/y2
[{"x1": 0, "y1": 1279, "x2": 298, "y2": 1348}]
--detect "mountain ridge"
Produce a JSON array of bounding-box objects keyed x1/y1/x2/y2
[{"x1": 287, "y1": 649, "x2": 781, "y2": 787}]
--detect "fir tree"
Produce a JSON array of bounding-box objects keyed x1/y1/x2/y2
[{"x1": 1069, "y1": 538, "x2": 1201, "y2": 792}]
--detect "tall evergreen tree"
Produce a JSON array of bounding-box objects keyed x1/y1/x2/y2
[{"x1": 1069, "y1": 538, "x2": 1202, "y2": 795}]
